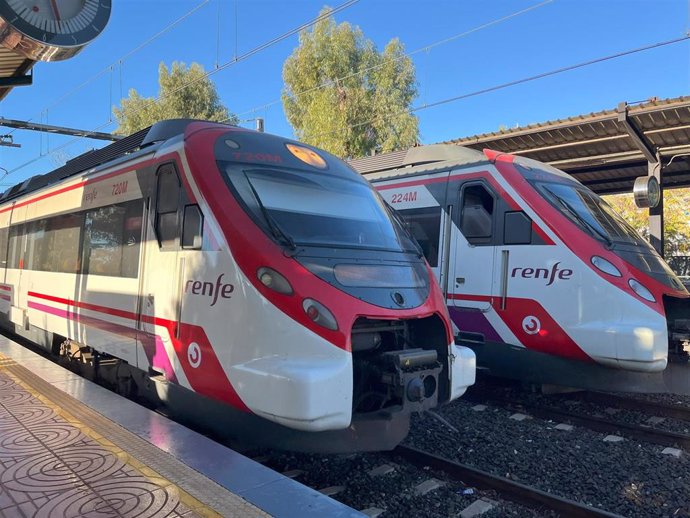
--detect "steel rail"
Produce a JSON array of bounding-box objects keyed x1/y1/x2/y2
[
  {"x1": 580, "y1": 391, "x2": 690, "y2": 422},
  {"x1": 472, "y1": 394, "x2": 690, "y2": 450},
  {"x1": 393, "y1": 445, "x2": 623, "y2": 518},
  {"x1": 525, "y1": 404, "x2": 690, "y2": 449}
]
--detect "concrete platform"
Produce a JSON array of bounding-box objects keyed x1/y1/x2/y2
[{"x1": 0, "y1": 336, "x2": 363, "y2": 517}]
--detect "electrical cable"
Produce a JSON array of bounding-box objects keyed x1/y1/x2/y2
[
  {"x1": 8, "y1": 0, "x2": 212, "y2": 135},
  {"x1": 233, "y1": 0, "x2": 554, "y2": 120},
  {"x1": 158, "y1": 0, "x2": 361, "y2": 102},
  {"x1": 7, "y1": 121, "x2": 113, "y2": 175},
  {"x1": 3, "y1": 0, "x2": 361, "y2": 177},
  {"x1": 331, "y1": 34, "x2": 690, "y2": 140}
]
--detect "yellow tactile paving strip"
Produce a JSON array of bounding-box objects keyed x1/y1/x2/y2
[{"x1": 0, "y1": 354, "x2": 270, "y2": 518}]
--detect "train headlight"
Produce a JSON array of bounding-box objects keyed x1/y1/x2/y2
[
  {"x1": 257, "y1": 267, "x2": 293, "y2": 295},
  {"x1": 629, "y1": 279, "x2": 656, "y2": 303},
  {"x1": 303, "y1": 298, "x2": 338, "y2": 330},
  {"x1": 591, "y1": 256, "x2": 621, "y2": 277}
]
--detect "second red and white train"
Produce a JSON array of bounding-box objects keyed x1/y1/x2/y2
[{"x1": 354, "y1": 144, "x2": 690, "y2": 393}]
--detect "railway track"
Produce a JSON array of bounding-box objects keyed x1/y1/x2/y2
[
  {"x1": 576, "y1": 391, "x2": 690, "y2": 421},
  {"x1": 254, "y1": 444, "x2": 628, "y2": 517},
  {"x1": 392, "y1": 445, "x2": 623, "y2": 518},
  {"x1": 469, "y1": 392, "x2": 690, "y2": 450}
]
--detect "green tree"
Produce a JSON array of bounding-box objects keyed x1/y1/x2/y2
[
  {"x1": 114, "y1": 62, "x2": 236, "y2": 135},
  {"x1": 282, "y1": 7, "x2": 419, "y2": 158},
  {"x1": 604, "y1": 188, "x2": 690, "y2": 257}
]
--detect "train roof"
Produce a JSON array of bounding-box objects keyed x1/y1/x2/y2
[
  {"x1": 350, "y1": 144, "x2": 488, "y2": 181},
  {"x1": 350, "y1": 144, "x2": 584, "y2": 186},
  {"x1": 0, "y1": 119, "x2": 231, "y2": 205}
]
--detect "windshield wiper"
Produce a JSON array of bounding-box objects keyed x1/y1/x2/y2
[
  {"x1": 546, "y1": 189, "x2": 614, "y2": 249},
  {"x1": 245, "y1": 177, "x2": 298, "y2": 253}
]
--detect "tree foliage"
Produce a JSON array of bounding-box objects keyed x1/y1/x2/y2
[
  {"x1": 282, "y1": 7, "x2": 419, "y2": 158},
  {"x1": 604, "y1": 188, "x2": 690, "y2": 257},
  {"x1": 114, "y1": 62, "x2": 236, "y2": 135}
]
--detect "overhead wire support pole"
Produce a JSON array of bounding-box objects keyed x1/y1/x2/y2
[{"x1": 0, "y1": 118, "x2": 121, "y2": 142}]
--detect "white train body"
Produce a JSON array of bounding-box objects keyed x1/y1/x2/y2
[
  {"x1": 355, "y1": 145, "x2": 690, "y2": 391},
  {"x1": 0, "y1": 122, "x2": 475, "y2": 451}
]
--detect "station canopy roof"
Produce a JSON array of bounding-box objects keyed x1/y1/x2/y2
[
  {"x1": 0, "y1": 46, "x2": 33, "y2": 101},
  {"x1": 445, "y1": 96, "x2": 690, "y2": 195}
]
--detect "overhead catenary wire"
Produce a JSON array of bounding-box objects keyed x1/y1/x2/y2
[
  {"x1": 324, "y1": 34, "x2": 690, "y2": 141},
  {"x1": 4, "y1": 121, "x2": 114, "y2": 179},
  {"x1": 3, "y1": 0, "x2": 361, "y2": 177},
  {"x1": 8, "y1": 0, "x2": 213, "y2": 136},
  {"x1": 16, "y1": 0, "x2": 358, "y2": 132},
  {"x1": 232, "y1": 0, "x2": 555, "y2": 121},
  {"x1": 150, "y1": 0, "x2": 361, "y2": 105}
]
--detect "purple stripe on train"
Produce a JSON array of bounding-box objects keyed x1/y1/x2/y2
[
  {"x1": 28, "y1": 300, "x2": 178, "y2": 383},
  {"x1": 448, "y1": 306, "x2": 502, "y2": 342}
]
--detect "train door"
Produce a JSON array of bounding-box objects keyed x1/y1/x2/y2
[
  {"x1": 6, "y1": 204, "x2": 29, "y2": 329},
  {"x1": 78, "y1": 199, "x2": 144, "y2": 364},
  {"x1": 137, "y1": 163, "x2": 181, "y2": 377},
  {"x1": 450, "y1": 181, "x2": 497, "y2": 312}
]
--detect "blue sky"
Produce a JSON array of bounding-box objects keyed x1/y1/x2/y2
[{"x1": 0, "y1": 0, "x2": 687, "y2": 185}]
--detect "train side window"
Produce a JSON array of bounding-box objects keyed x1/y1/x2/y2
[
  {"x1": 83, "y1": 199, "x2": 143, "y2": 278},
  {"x1": 31, "y1": 214, "x2": 83, "y2": 273},
  {"x1": 155, "y1": 164, "x2": 181, "y2": 250},
  {"x1": 8, "y1": 224, "x2": 24, "y2": 269},
  {"x1": 399, "y1": 207, "x2": 441, "y2": 267},
  {"x1": 0, "y1": 227, "x2": 8, "y2": 267},
  {"x1": 460, "y1": 184, "x2": 494, "y2": 244},
  {"x1": 25, "y1": 219, "x2": 47, "y2": 271},
  {"x1": 504, "y1": 211, "x2": 532, "y2": 245},
  {"x1": 182, "y1": 204, "x2": 203, "y2": 250},
  {"x1": 122, "y1": 202, "x2": 144, "y2": 277}
]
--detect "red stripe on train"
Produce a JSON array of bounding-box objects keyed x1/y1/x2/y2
[{"x1": 27, "y1": 291, "x2": 249, "y2": 411}]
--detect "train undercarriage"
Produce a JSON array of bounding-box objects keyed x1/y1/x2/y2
[{"x1": 2, "y1": 312, "x2": 456, "y2": 453}]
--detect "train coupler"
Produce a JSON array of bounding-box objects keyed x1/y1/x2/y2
[{"x1": 381, "y1": 348, "x2": 442, "y2": 413}]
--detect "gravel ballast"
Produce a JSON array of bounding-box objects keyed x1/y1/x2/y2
[{"x1": 406, "y1": 390, "x2": 690, "y2": 517}]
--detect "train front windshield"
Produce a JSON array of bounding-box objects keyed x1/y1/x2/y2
[
  {"x1": 228, "y1": 167, "x2": 418, "y2": 253},
  {"x1": 537, "y1": 182, "x2": 645, "y2": 247},
  {"x1": 535, "y1": 180, "x2": 685, "y2": 291}
]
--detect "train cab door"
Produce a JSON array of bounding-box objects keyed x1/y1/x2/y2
[
  {"x1": 136, "y1": 163, "x2": 182, "y2": 377},
  {"x1": 450, "y1": 181, "x2": 497, "y2": 313}
]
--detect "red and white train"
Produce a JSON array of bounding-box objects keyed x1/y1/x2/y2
[
  {"x1": 0, "y1": 121, "x2": 476, "y2": 452},
  {"x1": 353, "y1": 144, "x2": 690, "y2": 394}
]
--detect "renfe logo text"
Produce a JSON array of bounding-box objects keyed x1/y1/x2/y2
[
  {"x1": 511, "y1": 262, "x2": 573, "y2": 287},
  {"x1": 186, "y1": 273, "x2": 234, "y2": 306}
]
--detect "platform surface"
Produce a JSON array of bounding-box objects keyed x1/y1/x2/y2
[{"x1": 0, "y1": 337, "x2": 362, "y2": 518}]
